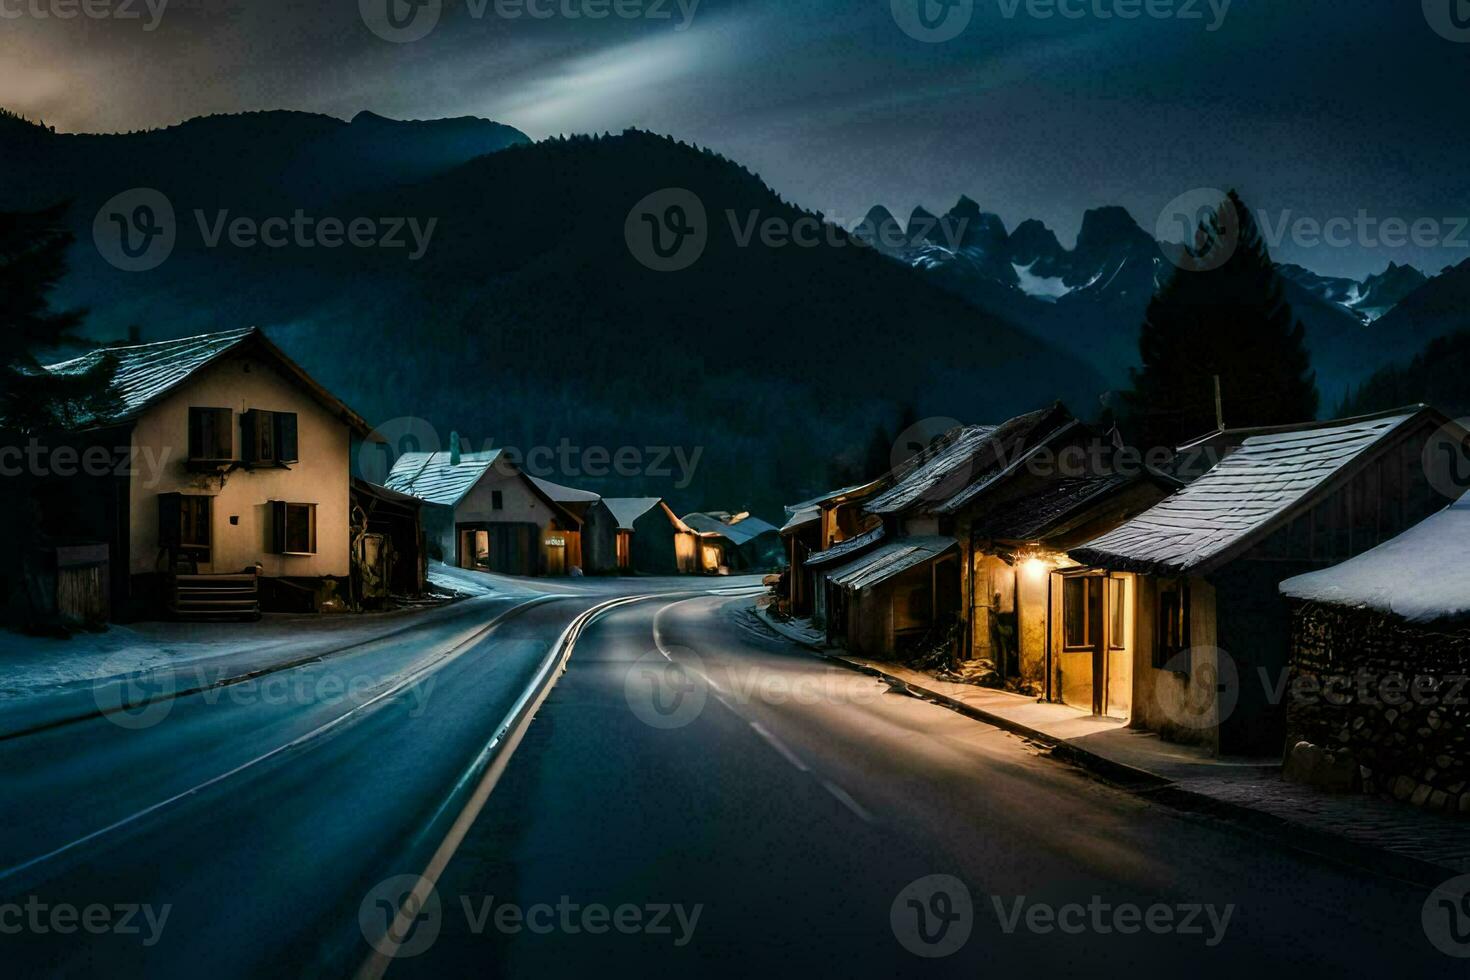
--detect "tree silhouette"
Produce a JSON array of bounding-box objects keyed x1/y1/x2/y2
[{"x1": 1120, "y1": 190, "x2": 1318, "y2": 449}]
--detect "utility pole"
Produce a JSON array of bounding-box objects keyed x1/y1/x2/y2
[{"x1": 1213, "y1": 374, "x2": 1225, "y2": 432}]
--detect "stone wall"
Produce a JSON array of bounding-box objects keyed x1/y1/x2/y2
[{"x1": 1285, "y1": 600, "x2": 1470, "y2": 816}]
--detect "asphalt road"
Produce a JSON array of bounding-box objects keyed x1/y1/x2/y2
[
  {"x1": 0, "y1": 586, "x2": 1460, "y2": 976},
  {"x1": 390, "y1": 593, "x2": 1457, "y2": 978}
]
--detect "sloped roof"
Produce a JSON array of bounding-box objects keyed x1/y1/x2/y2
[
  {"x1": 1071, "y1": 410, "x2": 1427, "y2": 576},
  {"x1": 805, "y1": 525, "x2": 884, "y2": 568},
  {"x1": 785, "y1": 477, "x2": 888, "y2": 514},
  {"x1": 682, "y1": 512, "x2": 781, "y2": 545},
  {"x1": 934, "y1": 417, "x2": 1083, "y2": 515},
  {"x1": 828, "y1": 536, "x2": 957, "y2": 591},
  {"x1": 1280, "y1": 496, "x2": 1470, "y2": 623},
  {"x1": 780, "y1": 506, "x2": 820, "y2": 534},
  {"x1": 973, "y1": 474, "x2": 1137, "y2": 543},
  {"x1": 42, "y1": 327, "x2": 373, "y2": 435},
  {"x1": 384, "y1": 450, "x2": 503, "y2": 506},
  {"x1": 602, "y1": 497, "x2": 666, "y2": 531},
  {"x1": 531, "y1": 476, "x2": 601, "y2": 505}
]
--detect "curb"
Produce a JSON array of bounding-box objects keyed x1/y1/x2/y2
[
  {"x1": 0, "y1": 593, "x2": 554, "y2": 743},
  {"x1": 755, "y1": 606, "x2": 1462, "y2": 886}
]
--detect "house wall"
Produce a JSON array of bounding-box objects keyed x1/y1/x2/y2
[
  {"x1": 630, "y1": 509, "x2": 684, "y2": 575},
  {"x1": 1129, "y1": 575, "x2": 1220, "y2": 752},
  {"x1": 1016, "y1": 558, "x2": 1050, "y2": 686},
  {"x1": 127, "y1": 351, "x2": 352, "y2": 580},
  {"x1": 846, "y1": 582, "x2": 893, "y2": 658},
  {"x1": 582, "y1": 502, "x2": 620, "y2": 574},
  {"x1": 1285, "y1": 600, "x2": 1470, "y2": 815}
]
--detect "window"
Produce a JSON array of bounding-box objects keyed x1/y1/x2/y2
[
  {"x1": 1063, "y1": 576, "x2": 1100, "y2": 649},
  {"x1": 188, "y1": 407, "x2": 233, "y2": 462},
  {"x1": 491, "y1": 490, "x2": 504, "y2": 510},
  {"x1": 159, "y1": 493, "x2": 212, "y2": 559},
  {"x1": 1108, "y1": 575, "x2": 1128, "y2": 649},
  {"x1": 270, "y1": 501, "x2": 317, "y2": 555},
  {"x1": 1154, "y1": 579, "x2": 1191, "y2": 671},
  {"x1": 240, "y1": 410, "x2": 299, "y2": 465}
]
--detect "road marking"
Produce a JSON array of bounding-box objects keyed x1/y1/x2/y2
[
  {"x1": 748, "y1": 721, "x2": 809, "y2": 772},
  {"x1": 821, "y1": 779, "x2": 875, "y2": 824},
  {"x1": 0, "y1": 596, "x2": 560, "y2": 889}
]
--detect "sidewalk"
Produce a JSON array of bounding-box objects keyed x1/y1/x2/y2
[{"x1": 758, "y1": 607, "x2": 1470, "y2": 881}]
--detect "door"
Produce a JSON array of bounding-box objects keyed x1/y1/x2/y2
[{"x1": 1059, "y1": 573, "x2": 1105, "y2": 714}]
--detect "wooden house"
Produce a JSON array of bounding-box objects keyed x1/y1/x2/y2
[
  {"x1": 681, "y1": 512, "x2": 783, "y2": 572},
  {"x1": 1070, "y1": 407, "x2": 1465, "y2": 756},
  {"x1": 583, "y1": 497, "x2": 699, "y2": 575},
  {"x1": 783, "y1": 479, "x2": 890, "y2": 626},
  {"x1": 11, "y1": 327, "x2": 375, "y2": 620},
  {"x1": 385, "y1": 442, "x2": 583, "y2": 576},
  {"x1": 777, "y1": 506, "x2": 821, "y2": 615}
]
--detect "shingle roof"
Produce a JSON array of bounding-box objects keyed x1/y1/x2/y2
[
  {"x1": 805, "y1": 525, "x2": 884, "y2": 568},
  {"x1": 602, "y1": 497, "x2": 666, "y2": 531},
  {"x1": 384, "y1": 450, "x2": 503, "y2": 506},
  {"x1": 828, "y1": 536, "x2": 958, "y2": 591},
  {"x1": 41, "y1": 326, "x2": 372, "y2": 435},
  {"x1": 1071, "y1": 411, "x2": 1425, "y2": 576},
  {"x1": 973, "y1": 475, "x2": 1137, "y2": 543}
]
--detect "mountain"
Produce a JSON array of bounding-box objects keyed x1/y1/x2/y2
[
  {"x1": 855, "y1": 197, "x2": 1427, "y2": 406},
  {"x1": 1278, "y1": 260, "x2": 1427, "y2": 323},
  {"x1": 1339, "y1": 328, "x2": 1470, "y2": 419},
  {"x1": 0, "y1": 117, "x2": 1107, "y2": 519}
]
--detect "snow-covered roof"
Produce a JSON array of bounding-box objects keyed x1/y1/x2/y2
[
  {"x1": 41, "y1": 327, "x2": 372, "y2": 434},
  {"x1": 828, "y1": 536, "x2": 958, "y2": 591},
  {"x1": 1280, "y1": 496, "x2": 1470, "y2": 623},
  {"x1": 384, "y1": 450, "x2": 504, "y2": 506},
  {"x1": 1072, "y1": 410, "x2": 1425, "y2": 576},
  {"x1": 780, "y1": 507, "x2": 820, "y2": 534},
  {"x1": 530, "y1": 476, "x2": 601, "y2": 504},
  {"x1": 602, "y1": 497, "x2": 666, "y2": 531},
  {"x1": 805, "y1": 526, "x2": 884, "y2": 568},
  {"x1": 861, "y1": 424, "x2": 998, "y2": 516}
]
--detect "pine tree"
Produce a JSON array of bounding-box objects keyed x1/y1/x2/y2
[
  {"x1": 1120, "y1": 190, "x2": 1318, "y2": 449},
  {"x1": 0, "y1": 203, "x2": 118, "y2": 430}
]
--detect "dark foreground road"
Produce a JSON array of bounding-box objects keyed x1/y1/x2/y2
[
  {"x1": 390, "y1": 594, "x2": 1456, "y2": 979},
  {"x1": 0, "y1": 587, "x2": 1460, "y2": 977}
]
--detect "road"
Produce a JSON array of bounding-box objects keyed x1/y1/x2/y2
[{"x1": 0, "y1": 585, "x2": 1457, "y2": 976}]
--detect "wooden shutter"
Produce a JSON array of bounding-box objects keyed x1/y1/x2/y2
[
  {"x1": 270, "y1": 500, "x2": 287, "y2": 554},
  {"x1": 240, "y1": 410, "x2": 259, "y2": 463},
  {"x1": 158, "y1": 493, "x2": 182, "y2": 548},
  {"x1": 188, "y1": 407, "x2": 234, "y2": 461},
  {"x1": 274, "y1": 412, "x2": 299, "y2": 463}
]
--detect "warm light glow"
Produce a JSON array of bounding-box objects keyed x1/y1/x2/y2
[{"x1": 1022, "y1": 557, "x2": 1051, "y2": 579}]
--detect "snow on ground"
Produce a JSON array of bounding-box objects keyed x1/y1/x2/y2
[{"x1": 1280, "y1": 497, "x2": 1470, "y2": 622}]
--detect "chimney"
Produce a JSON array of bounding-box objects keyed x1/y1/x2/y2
[{"x1": 449, "y1": 431, "x2": 461, "y2": 465}]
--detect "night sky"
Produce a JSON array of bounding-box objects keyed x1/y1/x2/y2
[{"x1": 5, "y1": 0, "x2": 1469, "y2": 278}]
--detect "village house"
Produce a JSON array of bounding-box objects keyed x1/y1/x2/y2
[
  {"x1": 385, "y1": 437, "x2": 584, "y2": 576},
  {"x1": 1070, "y1": 406, "x2": 1465, "y2": 757},
  {"x1": 530, "y1": 476, "x2": 603, "y2": 522},
  {"x1": 783, "y1": 477, "x2": 893, "y2": 627},
  {"x1": 681, "y1": 512, "x2": 783, "y2": 573},
  {"x1": 14, "y1": 327, "x2": 378, "y2": 622},
  {"x1": 583, "y1": 497, "x2": 700, "y2": 575},
  {"x1": 1277, "y1": 494, "x2": 1470, "y2": 812}
]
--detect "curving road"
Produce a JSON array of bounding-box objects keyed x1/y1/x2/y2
[{"x1": 0, "y1": 586, "x2": 1458, "y2": 976}]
